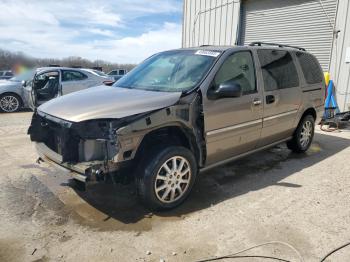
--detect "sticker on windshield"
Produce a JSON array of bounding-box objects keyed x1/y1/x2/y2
[{"x1": 195, "y1": 50, "x2": 220, "y2": 57}]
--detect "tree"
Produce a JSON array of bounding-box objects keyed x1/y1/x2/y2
[{"x1": 0, "y1": 49, "x2": 136, "y2": 73}]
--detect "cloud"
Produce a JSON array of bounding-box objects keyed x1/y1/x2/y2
[
  {"x1": 87, "y1": 28, "x2": 116, "y2": 37},
  {"x1": 0, "y1": 21, "x2": 182, "y2": 64},
  {"x1": 0, "y1": 1, "x2": 59, "y2": 26},
  {"x1": 115, "y1": 0, "x2": 182, "y2": 15},
  {"x1": 101, "y1": 22, "x2": 182, "y2": 63},
  {"x1": 0, "y1": 0, "x2": 182, "y2": 63},
  {"x1": 87, "y1": 7, "x2": 122, "y2": 27},
  {"x1": 61, "y1": 22, "x2": 182, "y2": 64}
]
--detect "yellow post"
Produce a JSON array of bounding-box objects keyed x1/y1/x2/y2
[{"x1": 324, "y1": 72, "x2": 330, "y2": 86}]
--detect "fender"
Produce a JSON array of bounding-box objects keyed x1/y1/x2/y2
[{"x1": 114, "y1": 93, "x2": 206, "y2": 166}]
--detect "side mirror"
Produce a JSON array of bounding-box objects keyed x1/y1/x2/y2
[
  {"x1": 21, "y1": 80, "x2": 27, "y2": 87},
  {"x1": 208, "y1": 80, "x2": 242, "y2": 100}
]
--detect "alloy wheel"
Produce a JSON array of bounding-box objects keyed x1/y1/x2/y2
[
  {"x1": 300, "y1": 120, "x2": 313, "y2": 148},
  {"x1": 0, "y1": 95, "x2": 19, "y2": 112},
  {"x1": 154, "y1": 156, "x2": 192, "y2": 203}
]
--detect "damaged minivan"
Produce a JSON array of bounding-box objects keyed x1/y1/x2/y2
[{"x1": 28, "y1": 43, "x2": 325, "y2": 210}]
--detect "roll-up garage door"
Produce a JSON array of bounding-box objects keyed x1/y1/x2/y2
[{"x1": 240, "y1": 0, "x2": 338, "y2": 71}]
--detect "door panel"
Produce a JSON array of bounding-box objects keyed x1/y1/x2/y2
[
  {"x1": 62, "y1": 81, "x2": 85, "y2": 94},
  {"x1": 256, "y1": 49, "x2": 302, "y2": 146},
  {"x1": 203, "y1": 51, "x2": 263, "y2": 165},
  {"x1": 205, "y1": 94, "x2": 262, "y2": 165},
  {"x1": 61, "y1": 70, "x2": 88, "y2": 94}
]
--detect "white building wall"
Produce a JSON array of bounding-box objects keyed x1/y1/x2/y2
[
  {"x1": 182, "y1": 0, "x2": 241, "y2": 47},
  {"x1": 329, "y1": 0, "x2": 350, "y2": 112}
]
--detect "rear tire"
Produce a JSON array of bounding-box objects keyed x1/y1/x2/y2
[
  {"x1": 287, "y1": 115, "x2": 315, "y2": 153},
  {"x1": 136, "y1": 146, "x2": 197, "y2": 210},
  {"x1": 0, "y1": 93, "x2": 22, "y2": 113}
]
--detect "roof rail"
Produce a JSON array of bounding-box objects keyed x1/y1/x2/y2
[{"x1": 249, "y1": 42, "x2": 306, "y2": 51}]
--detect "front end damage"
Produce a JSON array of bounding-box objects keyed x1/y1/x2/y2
[{"x1": 28, "y1": 93, "x2": 205, "y2": 184}]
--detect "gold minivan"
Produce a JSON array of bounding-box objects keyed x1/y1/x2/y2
[{"x1": 28, "y1": 42, "x2": 325, "y2": 210}]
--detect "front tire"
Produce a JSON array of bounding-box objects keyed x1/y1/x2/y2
[
  {"x1": 136, "y1": 146, "x2": 197, "y2": 210},
  {"x1": 287, "y1": 115, "x2": 315, "y2": 153},
  {"x1": 0, "y1": 93, "x2": 22, "y2": 113}
]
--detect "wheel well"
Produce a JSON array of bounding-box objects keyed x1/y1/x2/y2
[
  {"x1": 0, "y1": 92, "x2": 23, "y2": 105},
  {"x1": 134, "y1": 126, "x2": 199, "y2": 163},
  {"x1": 301, "y1": 108, "x2": 316, "y2": 121}
]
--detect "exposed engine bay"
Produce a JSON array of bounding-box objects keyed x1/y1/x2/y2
[{"x1": 28, "y1": 93, "x2": 205, "y2": 184}]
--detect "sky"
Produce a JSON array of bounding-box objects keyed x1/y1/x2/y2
[{"x1": 0, "y1": 0, "x2": 183, "y2": 64}]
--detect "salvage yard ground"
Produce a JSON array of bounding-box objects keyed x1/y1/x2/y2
[{"x1": 0, "y1": 111, "x2": 350, "y2": 262}]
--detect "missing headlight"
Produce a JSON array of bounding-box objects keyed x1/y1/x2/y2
[{"x1": 79, "y1": 139, "x2": 105, "y2": 162}]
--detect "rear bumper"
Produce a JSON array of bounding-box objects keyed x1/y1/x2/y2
[{"x1": 35, "y1": 142, "x2": 103, "y2": 183}]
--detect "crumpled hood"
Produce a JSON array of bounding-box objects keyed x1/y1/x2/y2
[{"x1": 38, "y1": 85, "x2": 182, "y2": 122}]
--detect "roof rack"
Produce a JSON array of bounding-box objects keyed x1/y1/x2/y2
[{"x1": 249, "y1": 42, "x2": 306, "y2": 51}]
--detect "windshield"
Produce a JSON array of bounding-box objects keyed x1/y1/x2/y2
[
  {"x1": 10, "y1": 69, "x2": 35, "y2": 82},
  {"x1": 114, "y1": 50, "x2": 219, "y2": 92}
]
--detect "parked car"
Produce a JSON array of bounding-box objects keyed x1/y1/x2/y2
[
  {"x1": 107, "y1": 69, "x2": 127, "y2": 81},
  {"x1": 0, "y1": 70, "x2": 14, "y2": 80},
  {"x1": 28, "y1": 43, "x2": 325, "y2": 210},
  {"x1": 0, "y1": 69, "x2": 36, "y2": 112},
  {"x1": 87, "y1": 69, "x2": 115, "y2": 84},
  {"x1": 23, "y1": 67, "x2": 114, "y2": 109}
]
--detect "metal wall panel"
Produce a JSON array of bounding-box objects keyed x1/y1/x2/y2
[
  {"x1": 240, "y1": 0, "x2": 338, "y2": 71},
  {"x1": 182, "y1": 0, "x2": 241, "y2": 47},
  {"x1": 182, "y1": 0, "x2": 349, "y2": 111},
  {"x1": 330, "y1": 0, "x2": 350, "y2": 111}
]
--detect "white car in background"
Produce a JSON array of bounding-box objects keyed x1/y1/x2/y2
[
  {"x1": 0, "y1": 70, "x2": 14, "y2": 80},
  {"x1": 107, "y1": 69, "x2": 127, "y2": 81},
  {"x1": 23, "y1": 67, "x2": 115, "y2": 109}
]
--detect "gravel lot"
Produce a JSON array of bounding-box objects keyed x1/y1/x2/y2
[{"x1": 0, "y1": 111, "x2": 350, "y2": 262}]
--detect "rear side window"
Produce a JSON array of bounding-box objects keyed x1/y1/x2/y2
[
  {"x1": 62, "y1": 70, "x2": 87, "y2": 81},
  {"x1": 258, "y1": 49, "x2": 299, "y2": 91},
  {"x1": 296, "y1": 52, "x2": 323, "y2": 84}
]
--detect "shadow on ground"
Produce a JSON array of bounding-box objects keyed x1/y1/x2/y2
[{"x1": 70, "y1": 132, "x2": 349, "y2": 227}]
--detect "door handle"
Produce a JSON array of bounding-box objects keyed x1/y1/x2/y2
[
  {"x1": 252, "y1": 98, "x2": 262, "y2": 106},
  {"x1": 266, "y1": 95, "x2": 275, "y2": 104}
]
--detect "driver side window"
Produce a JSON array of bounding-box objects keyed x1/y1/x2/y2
[{"x1": 214, "y1": 51, "x2": 256, "y2": 95}]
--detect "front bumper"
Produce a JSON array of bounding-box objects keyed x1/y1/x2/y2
[{"x1": 36, "y1": 142, "x2": 105, "y2": 183}]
